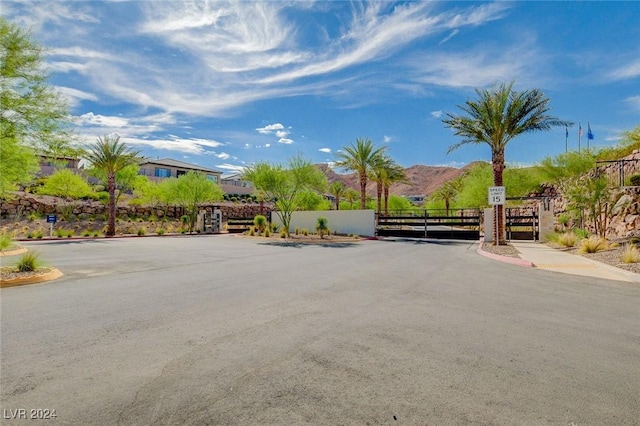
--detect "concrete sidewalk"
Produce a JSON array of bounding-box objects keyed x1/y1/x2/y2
[{"x1": 510, "y1": 241, "x2": 640, "y2": 283}]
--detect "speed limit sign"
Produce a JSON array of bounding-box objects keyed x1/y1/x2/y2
[{"x1": 488, "y1": 186, "x2": 505, "y2": 205}]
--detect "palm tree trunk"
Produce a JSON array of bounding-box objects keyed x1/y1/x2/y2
[
  {"x1": 335, "y1": 196, "x2": 340, "y2": 211},
  {"x1": 383, "y1": 186, "x2": 389, "y2": 216},
  {"x1": 359, "y1": 172, "x2": 367, "y2": 210},
  {"x1": 376, "y1": 182, "x2": 382, "y2": 213},
  {"x1": 107, "y1": 173, "x2": 116, "y2": 236},
  {"x1": 492, "y1": 149, "x2": 506, "y2": 245}
]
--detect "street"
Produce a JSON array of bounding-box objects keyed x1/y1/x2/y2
[{"x1": 1, "y1": 236, "x2": 639, "y2": 424}]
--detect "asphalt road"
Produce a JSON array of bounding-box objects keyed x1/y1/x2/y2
[{"x1": 1, "y1": 236, "x2": 639, "y2": 425}]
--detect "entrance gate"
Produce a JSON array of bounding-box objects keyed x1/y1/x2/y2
[
  {"x1": 377, "y1": 206, "x2": 542, "y2": 241},
  {"x1": 376, "y1": 209, "x2": 481, "y2": 240}
]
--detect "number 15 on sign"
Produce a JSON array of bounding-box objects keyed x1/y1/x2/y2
[{"x1": 488, "y1": 186, "x2": 505, "y2": 205}]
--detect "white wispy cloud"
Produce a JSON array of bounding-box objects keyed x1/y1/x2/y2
[
  {"x1": 431, "y1": 110, "x2": 443, "y2": 118},
  {"x1": 383, "y1": 135, "x2": 392, "y2": 143},
  {"x1": 278, "y1": 138, "x2": 294, "y2": 145},
  {"x1": 319, "y1": 148, "x2": 332, "y2": 153},
  {"x1": 439, "y1": 29, "x2": 459, "y2": 45},
  {"x1": 609, "y1": 59, "x2": 640, "y2": 80},
  {"x1": 626, "y1": 95, "x2": 640, "y2": 112}
]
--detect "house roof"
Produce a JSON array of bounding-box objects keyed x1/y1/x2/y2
[{"x1": 139, "y1": 158, "x2": 221, "y2": 174}]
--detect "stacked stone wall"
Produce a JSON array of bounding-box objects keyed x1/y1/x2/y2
[{"x1": 0, "y1": 192, "x2": 272, "y2": 223}]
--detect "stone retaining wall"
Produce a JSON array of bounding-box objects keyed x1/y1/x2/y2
[{"x1": 0, "y1": 192, "x2": 272, "y2": 222}]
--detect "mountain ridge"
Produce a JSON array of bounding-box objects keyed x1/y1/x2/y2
[{"x1": 318, "y1": 162, "x2": 485, "y2": 197}]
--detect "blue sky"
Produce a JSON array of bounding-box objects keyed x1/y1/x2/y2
[{"x1": 4, "y1": 1, "x2": 640, "y2": 175}]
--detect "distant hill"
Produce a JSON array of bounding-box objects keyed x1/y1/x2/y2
[{"x1": 318, "y1": 162, "x2": 484, "y2": 198}]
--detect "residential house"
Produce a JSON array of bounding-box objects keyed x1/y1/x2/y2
[{"x1": 138, "y1": 158, "x2": 222, "y2": 183}]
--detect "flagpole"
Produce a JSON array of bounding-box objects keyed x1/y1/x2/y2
[
  {"x1": 578, "y1": 122, "x2": 582, "y2": 153},
  {"x1": 587, "y1": 121, "x2": 590, "y2": 150},
  {"x1": 565, "y1": 126, "x2": 568, "y2": 153}
]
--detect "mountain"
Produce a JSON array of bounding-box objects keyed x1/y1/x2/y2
[{"x1": 318, "y1": 162, "x2": 484, "y2": 197}]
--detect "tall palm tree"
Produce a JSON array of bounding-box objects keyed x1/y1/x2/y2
[
  {"x1": 328, "y1": 181, "x2": 347, "y2": 210},
  {"x1": 370, "y1": 155, "x2": 394, "y2": 213},
  {"x1": 443, "y1": 82, "x2": 568, "y2": 245},
  {"x1": 382, "y1": 163, "x2": 407, "y2": 216},
  {"x1": 85, "y1": 135, "x2": 140, "y2": 236},
  {"x1": 335, "y1": 138, "x2": 386, "y2": 210},
  {"x1": 432, "y1": 181, "x2": 460, "y2": 216}
]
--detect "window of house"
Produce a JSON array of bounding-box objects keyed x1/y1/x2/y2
[
  {"x1": 155, "y1": 167, "x2": 171, "y2": 178},
  {"x1": 206, "y1": 174, "x2": 218, "y2": 183}
]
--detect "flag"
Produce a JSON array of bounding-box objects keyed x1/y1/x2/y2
[
  {"x1": 565, "y1": 125, "x2": 569, "y2": 138},
  {"x1": 587, "y1": 122, "x2": 594, "y2": 140},
  {"x1": 579, "y1": 123, "x2": 583, "y2": 137}
]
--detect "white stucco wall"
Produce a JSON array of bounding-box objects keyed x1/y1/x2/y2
[{"x1": 271, "y1": 210, "x2": 376, "y2": 237}]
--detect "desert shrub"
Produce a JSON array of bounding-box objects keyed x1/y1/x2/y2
[
  {"x1": 93, "y1": 231, "x2": 101, "y2": 237},
  {"x1": 248, "y1": 226, "x2": 255, "y2": 236},
  {"x1": 578, "y1": 236, "x2": 608, "y2": 253},
  {"x1": 27, "y1": 212, "x2": 42, "y2": 221},
  {"x1": 629, "y1": 174, "x2": 640, "y2": 186},
  {"x1": 264, "y1": 227, "x2": 271, "y2": 237},
  {"x1": 280, "y1": 229, "x2": 287, "y2": 238},
  {"x1": 301, "y1": 228, "x2": 308, "y2": 236},
  {"x1": 294, "y1": 227, "x2": 299, "y2": 235},
  {"x1": 35, "y1": 230, "x2": 43, "y2": 239},
  {"x1": 82, "y1": 229, "x2": 92, "y2": 237},
  {"x1": 270, "y1": 222, "x2": 279, "y2": 232},
  {"x1": 66, "y1": 229, "x2": 74, "y2": 238},
  {"x1": 573, "y1": 228, "x2": 590, "y2": 239},
  {"x1": 137, "y1": 227, "x2": 146, "y2": 236},
  {"x1": 16, "y1": 251, "x2": 41, "y2": 272},
  {"x1": 557, "y1": 214, "x2": 570, "y2": 228},
  {"x1": 316, "y1": 217, "x2": 328, "y2": 238},
  {"x1": 180, "y1": 215, "x2": 189, "y2": 225},
  {"x1": 149, "y1": 215, "x2": 158, "y2": 223},
  {"x1": 253, "y1": 215, "x2": 268, "y2": 232},
  {"x1": 545, "y1": 232, "x2": 561, "y2": 243},
  {"x1": 55, "y1": 228, "x2": 66, "y2": 238},
  {"x1": 156, "y1": 228, "x2": 165, "y2": 236},
  {"x1": 558, "y1": 232, "x2": 577, "y2": 248},
  {"x1": 621, "y1": 243, "x2": 640, "y2": 263}
]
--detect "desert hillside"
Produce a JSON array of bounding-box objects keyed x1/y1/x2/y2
[{"x1": 318, "y1": 162, "x2": 483, "y2": 197}]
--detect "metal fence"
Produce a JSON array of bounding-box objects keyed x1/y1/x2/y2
[{"x1": 595, "y1": 159, "x2": 640, "y2": 187}]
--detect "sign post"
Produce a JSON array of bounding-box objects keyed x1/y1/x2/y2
[
  {"x1": 46, "y1": 214, "x2": 57, "y2": 238},
  {"x1": 488, "y1": 187, "x2": 505, "y2": 244}
]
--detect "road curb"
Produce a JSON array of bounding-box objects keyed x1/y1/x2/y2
[
  {"x1": 0, "y1": 267, "x2": 63, "y2": 288},
  {"x1": 476, "y1": 238, "x2": 534, "y2": 267}
]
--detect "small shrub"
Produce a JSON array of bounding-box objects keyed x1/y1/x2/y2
[
  {"x1": 181, "y1": 215, "x2": 189, "y2": 225},
  {"x1": 280, "y1": 229, "x2": 287, "y2": 238},
  {"x1": 16, "y1": 251, "x2": 41, "y2": 272},
  {"x1": 302, "y1": 228, "x2": 308, "y2": 236},
  {"x1": 629, "y1": 174, "x2": 640, "y2": 186},
  {"x1": 557, "y1": 214, "x2": 570, "y2": 227},
  {"x1": 27, "y1": 212, "x2": 42, "y2": 221},
  {"x1": 316, "y1": 217, "x2": 329, "y2": 238},
  {"x1": 253, "y1": 215, "x2": 268, "y2": 232},
  {"x1": 621, "y1": 243, "x2": 640, "y2": 263},
  {"x1": 156, "y1": 228, "x2": 165, "y2": 236},
  {"x1": 558, "y1": 232, "x2": 576, "y2": 248},
  {"x1": 545, "y1": 232, "x2": 561, "y2": 243},
  {"x1": 137, "y1": 227, "x2": 146, "y2": 236},
  {"x1": 35, "y1": 230, "x2": 43, "y2": 239},
  {"x1": 295, "y1": 227, "x2": 299, "y2": 236},
  {"x1": 26, "y1": 232, "x2": 34, "y2": 239},
  {"x1": 263, "y1": 228, "x2": 271, "y2": 237},
  {"x1": 248, "y1": 226, "x2": 255, "y2": 236},
  {"x1": 66, "y1": 229, "x2": 74, "y2": 238},
  {"x1": 93, "y1": 231, "x2": 101, "y2": 237},
  {"x1": 82, "y1": 229, "x2": 92, "y2": 237},
  {"x1": 578, "y1": 236, "x2": 608, "y2": 253},
  {"x1": 0, "y1": 233, "x2": 13, "y2": 250},
  {"x1": 573, "y1": 228, "x2": 590, "y2": 239},
  {"x1": 55, "y1": 228, "x2": 66, "y2": 238},
  {"x1": 270, "y1": 222, "x2": 279, "y2": 232},
  {"x1": 149, "y1": 215, "x2": 158, "y2": 223}
]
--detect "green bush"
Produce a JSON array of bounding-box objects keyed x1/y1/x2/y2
[
  {"x1": 156, "y1": 228, "x2": 165, "y2": 236},
  {"x1": 82, "y1": 229, "x2": 92, "y2": 237},
  {"x1": 137, "y1": 227, "x2": 146, "y2": 236},
  {"x1": 263, "y1": 227, "x2": 271, "y2": 237},
  {"x1": 574, "y1": 228, "x2": 590, "y2": 239},
  {"x1": 0, "y1": 234, "x2": 14, "y2": 250},
  {"x1": 253, "y1": 215, "x2": 268, "y2": 232},
  {"x1": 316, "y1": 217, "x2": 329, "y2": 238},
  {"x1": 558, "y1": 232, "x2": 576, "y2": 247},
  {"x1": 622, "y1": 243, "x2": 640, "y2": 263},
  {"x1": 16, "y1": 251, "x2": 41, "y2": 272},
  {"x1": 55, "y1": 228, "x2": 66, "y2": 238},
  {"x1": 629, "y1": 174, "x2": 640, "y2": 186}
]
